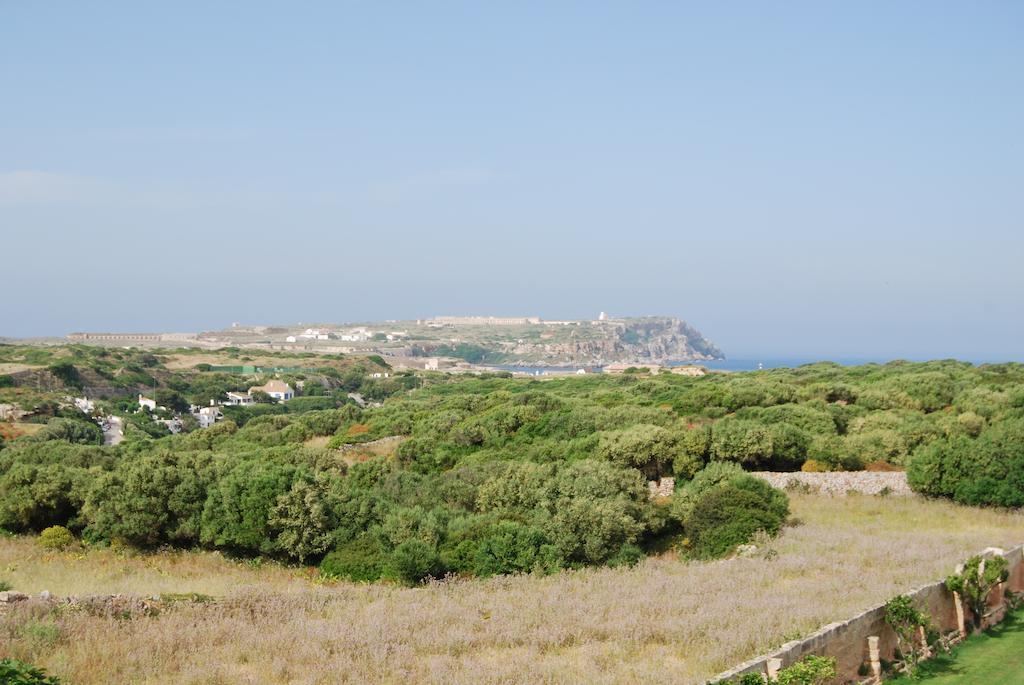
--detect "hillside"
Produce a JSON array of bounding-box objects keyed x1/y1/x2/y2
[
  {"x1": 190, "y1": 315, "x2": 724, "y2": 367},
  {"x1": 457, "y1": 316, "x2": 724, "y2": 366}
]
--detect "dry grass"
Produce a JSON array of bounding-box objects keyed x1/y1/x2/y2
[
  {"x1": 2, "y1": 494, "x2": 1022, "y2": 685},
  {"x1": 0, "y1": 362, "x2": 40, "y2": 374},
  {"x1": 0, "y1": 422, "x2": 45, "y2": 440},
  {"x1": 161, "y1": 352, "x2": 356, "y2": 372}
]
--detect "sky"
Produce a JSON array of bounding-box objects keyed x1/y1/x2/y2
[{"x1": 1, "y1": 2, "x2": 1022, "y2": 360}]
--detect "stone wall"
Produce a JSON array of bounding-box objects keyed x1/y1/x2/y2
[
  {"x1": 709, "y1": 545, "x2": 1024, "y2": 684},
  {"x1": 750, "y1": 471, "x2": 912, "y2": 496},
  {"x1": 648, "y1": 476, "x2": 676, "y2": 498}
]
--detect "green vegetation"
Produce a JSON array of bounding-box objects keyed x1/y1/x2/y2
[
  {"x1": 908, "y1": 419, "x2": 1024, "y2": 507},
  {"x1": 946, "y1": 555, "x2": 1010, "y2": 633},
  {"x1": 776, "y1": 656, "x2": 836, "y2": 685},
  {"x1": 887, "y1": 609, "x2": 1024, "y2": 684},
  {"x1": 725, "y1": 655, "x2": 837, "y2": 685},
  {"x1": 0, "y1": 659, "x2": 62, "y2": 685},
  {"x1": 885, "y1": 594, "x2": 940, "y2": 677},
  {"x1": 37, "y1": 525, "x2": 76, "y2": 550},
  {"x1": 2, "y1": 352, "x2": 1022, "y2": 584}
]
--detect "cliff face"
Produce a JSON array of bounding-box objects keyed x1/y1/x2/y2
[{"x1": 499, "y1": 317, "x2": 723, "y2": 365}]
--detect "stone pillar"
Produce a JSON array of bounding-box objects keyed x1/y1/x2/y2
[
  {"x1": 917, "y1": 625, "x2": 932, "y2": 659},
  {"x1": 766, "y1": 658, "x2": 782, "y2": 681},
  {"x1": 953, "y1": 591, "x2": 967, "y2": 639},
  {"x1": 867, "y1": 636, "x2": 882, "y2": 685}
]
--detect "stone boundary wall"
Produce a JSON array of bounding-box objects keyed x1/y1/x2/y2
[
  {"x1": 709, "y1": 544, "x2": 1024, "y2": 684},
  {"x1": 750, "y1": 471, "x2": 912, "y2": 496}
]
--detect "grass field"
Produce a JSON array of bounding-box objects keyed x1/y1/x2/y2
[
  {"x1": 888, "y1": 609, "x2": 1024, "y2": 684},
  {"x1": 0, "y1": 422, "x2": 45, "y2": 441},
  {"x1": 1, "y1": 494, "x2": 1022, "y2": 685}
]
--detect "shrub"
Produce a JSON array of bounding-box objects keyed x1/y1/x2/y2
[
  {"x1": 386, "y1": 538, "x2": 443, "y2": 585},
  {"x1": 83, "y1": 451, "x2": 213, "y2": 547},
  {"x1": 768, "y1": 422, "x2": 811, "y2": 469},
  {"x1": 606, "y1": 543, "x2": 644, "y2": 568},
  {"x1": 724, "y1": 674, "x2": 765, "y2": 685},
  {"x1": 0, "y1": 462, "x2": 85, "y2": 532},
  {"x1": 320, "y1": 536, "x2": 385, "y2": 582},
  {"x1": 908, "y1": 419, "x2": 1024, "y2": 507},
  {"x1": 0, "y1": 579, "x2": 12, "y2": 591},
  {"x1": 471, "y1": 521, "x2": 561, "y2": 577},
  {"x1": 47, "y1": 361, "x2": 82, "y2": 388},
  {"x1": 597, "y1": 424, "x2": 678, "y2": 478},
  {"x1": 866, "y1": 460, "x2": 901, "y2": 472},
  {"x1": 946, "y1": 554, "x2": 1009, "y2": 632},
  {"x1": 884, "y1": 594, "x2": 935, "y2": 676},
  {"x1": 775, "y1": 655, "x2": 836, "y2": 685},
  {"x1": 38, "y1": 525, "x2": 75, "y2": 550},
  {"x1": 269, "y1": 478, "x2": 335, "y2": 562},
  {"x1": 0, "y1": 659, "x2": 61, "y2": 685},
  {"x1": 800, "y1": 459, "x2": 826, "y2": 473},
  {"x1": 200, "y1": 460, "x2": 297, "y2": 555},
  {"x1": 709, "y1": 419, "x2": 773, "y2": 466},
  {"x1": 670, "y1": 461, "x2": 746, "y2": 522},
  {"x1": 685, "y1": 475, "x2": 788, "y2": 559},
  {"x1": 32, "y1": 418, "x2": 103, "y2": 445}
]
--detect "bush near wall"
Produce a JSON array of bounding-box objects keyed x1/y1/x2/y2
[{"x1": 908, "y1": 418, "x2": 1024, "y2": 507}]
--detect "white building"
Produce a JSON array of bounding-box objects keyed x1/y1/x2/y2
[
  {"x1": 299, "y1": 328, "x2": 331, "y2": 340},
  {"x1": 249, "y1": 379, "x2": 295, "y2": 402},
  {"x1": 196, "y1": 405, "x2": 222, "y2": 428},
  {"x1": 224, "y1": 391, "x2": 254, "y2": 405},
  {"x1": 339, "y1": 327, "x2": 372, "y2": 342},
  {"x1": 285, "y1": 335, "x2": 297, "y2": 343},
  {"x1": 138, "y1": 394, "x2": 157, "y2": 411}
]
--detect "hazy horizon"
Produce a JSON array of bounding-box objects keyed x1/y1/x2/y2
[{"x1": 2, "y1": 2, "x2": 1022, "y2": 360}]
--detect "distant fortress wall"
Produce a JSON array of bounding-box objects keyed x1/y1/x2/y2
[
  {"x1": 67, "y1": 332, "x2": 196, "y2": 343},
  {"x1": 431, "y1": 316, "x2": 542, "y2": 326}
]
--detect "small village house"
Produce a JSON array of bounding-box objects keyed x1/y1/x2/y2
[
  {"x1": 248, "y1": 379, "x2": 295, "y2": 402},
  {"x1": 196, "y1": 405, "x2": 222, "y2": 428},
  {"x1": 224, "y1": 391, "x2": 254, "y2": 405}
]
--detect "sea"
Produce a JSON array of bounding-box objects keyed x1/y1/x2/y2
[{"x1": 485, "y1": 357, "x2": 1008, "y2": 376}]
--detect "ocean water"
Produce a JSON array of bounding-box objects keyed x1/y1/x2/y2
[
  {"x1": 485, "y1": 357, "x2": 1012, "y2": 376},
  {"x1": 685, "y1": 358, "x2": 879, "y2": 371}
]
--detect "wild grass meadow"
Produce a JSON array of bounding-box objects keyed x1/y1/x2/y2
[{"x1": 3, "y1": 493, "x2": 1022, "y2": 684}]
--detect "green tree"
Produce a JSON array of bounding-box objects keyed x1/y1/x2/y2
[
  {"x1": 84, "y1": 451, "x2": 213, "y2": 546},
  {"x1": 710, "y1": 419, "x2": 773, "y2": 466},
  {"x1": 200, "y1": 459, "x2": 296, "y2": 554},
  {"x1": 598, "y1": 424, "x2": 678, "y2": 478},
  {"x1": 946, "y1": 554, "x2": 1009, "y2": 632},
  {"x1": 32, "y1": 418, "x2": 103, "y2": 445},
  {"x1": 155, "y1": 389, "x2": 190, "y2": 413},
  {"x1": 269, "y1": 477, "x2": 335, "y2": 562}
]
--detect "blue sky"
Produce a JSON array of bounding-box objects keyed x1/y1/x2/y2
[{"x1": 1, "y1": 2, "x2": 1022, "y2": 359}]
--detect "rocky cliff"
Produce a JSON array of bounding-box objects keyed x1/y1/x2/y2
[{"x1": 496, "y1": 317, "x2": 723, "y2": 366}]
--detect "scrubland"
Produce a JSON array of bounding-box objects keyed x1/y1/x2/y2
[{"x1": 3, "y1": 493, "x2": 1022, "y2": 685}]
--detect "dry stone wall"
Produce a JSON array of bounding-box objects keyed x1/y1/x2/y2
[{"x1": 750, "y1": 471, "x2": 912, "y2": 496}]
